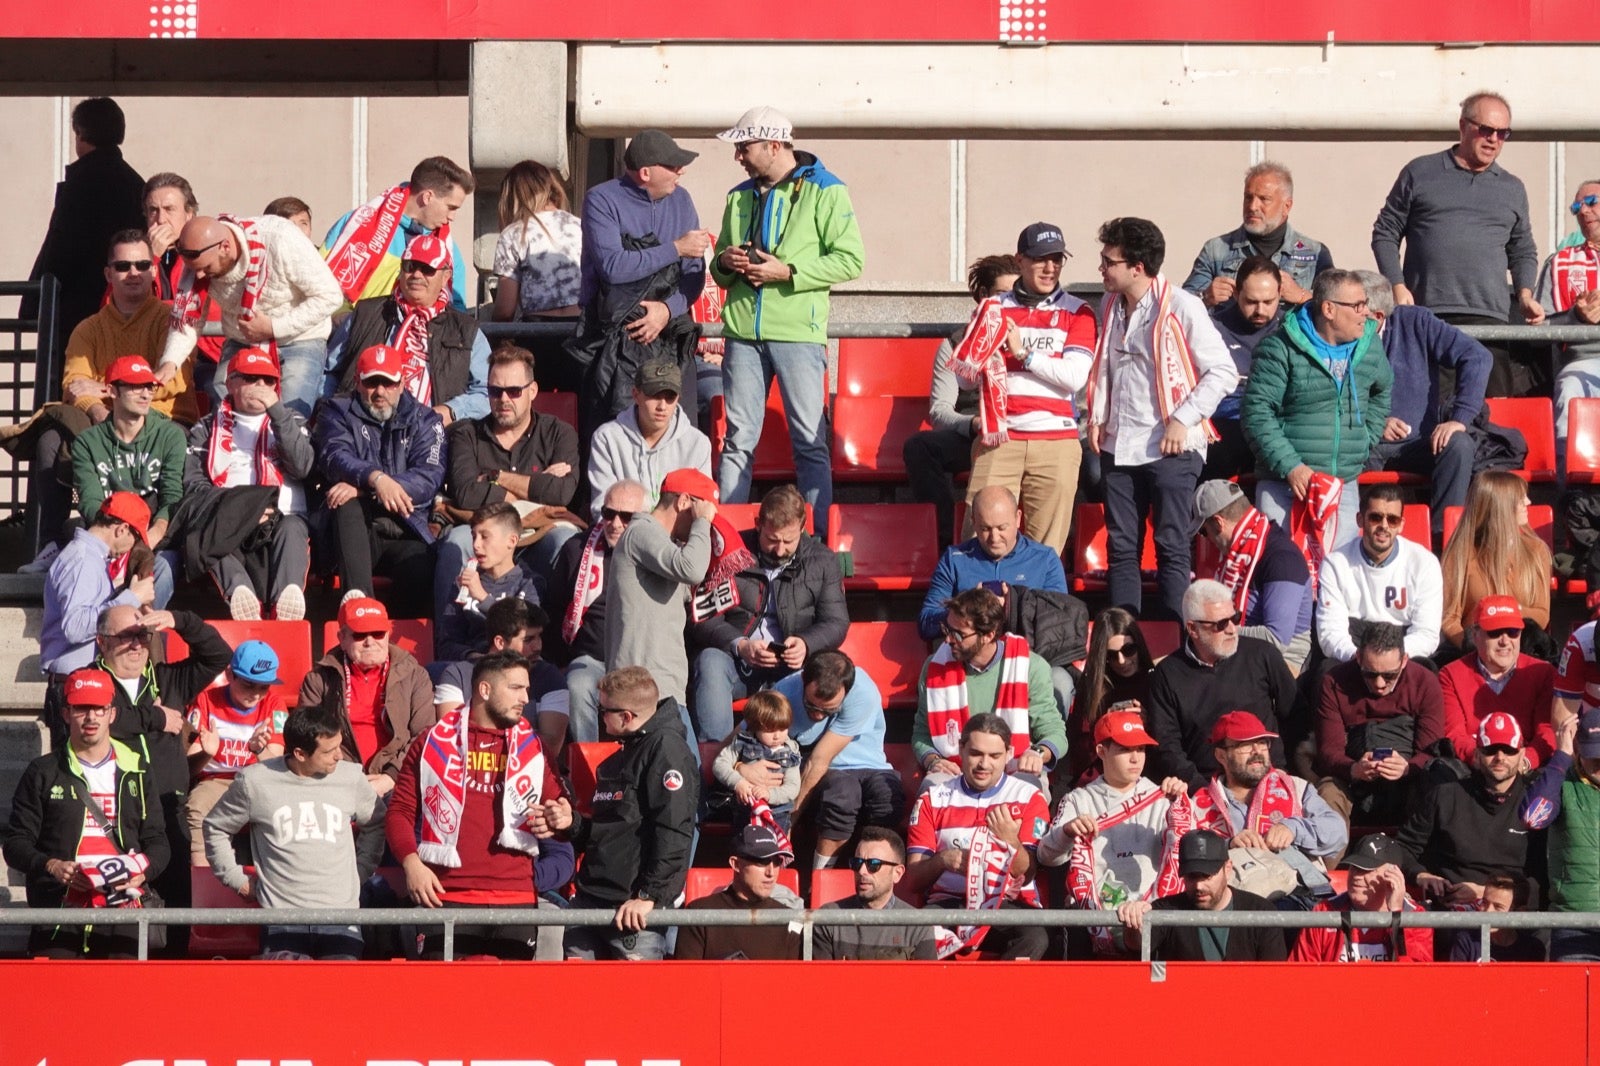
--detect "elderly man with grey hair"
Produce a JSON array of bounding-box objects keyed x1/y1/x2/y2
[
  {"x1": 1183, "y1": 162, "x2": 1334, "y2": 308},
  {"x1": 1355, "y1": 270, "x2": 1490, "y2": 533},
  {"x1": 1144, "y1": 578, "x2": 1304, "y2": 790}
]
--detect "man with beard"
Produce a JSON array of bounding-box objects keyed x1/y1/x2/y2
[
  {"x1": 1290, "y1": 833, "x2": 1432, "y2": 961},
  {"x1": 1146, "y1": 579, "x2": 1302, "y2": 790},
  {"x1": 1316, "y1": 484, "x2": 1443, "y2": 666},
  {"x1": 812, "y1": 827, "x2": 937, "y2": 960},
  {"x1": 688, "y1": 483, "x2": 848, "y2": 742},
  {"x1": 387, "y1": 650, "x2": 572, "y2": 960},
  {"x1": 312, "y1": 344, "x2": 446, "y2": 615},
  {"x1": 1185, "y1": 162, "x2": 1332, "y2": 307},
  {"x1": 1396, "y1": 711, "x2": 1535, "y2": 907},
  {"x1": 1116, "y1": 830, "x2": 1289, "y2": 961},
  {"x1": 1203, "y1": 256, "x2": 1285, "y2": 482}
]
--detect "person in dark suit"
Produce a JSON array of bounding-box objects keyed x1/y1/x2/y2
[{"x1": 1115, "y1": 830, "x2": 1289, "y2": 961}]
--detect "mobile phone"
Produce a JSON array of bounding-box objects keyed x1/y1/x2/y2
[
  {"x1": 1371, "y1": 747, "x2": 1394, "y2": 761},
  {"x1": 979, "y1": 580, "x2": 1005, "y2": 596},
  {"x1": 768, "y1": 641, "x2": 786, "y2": 655},
  {"x1": 743, "y1": 243, "x2": 769, "y2": 264}
]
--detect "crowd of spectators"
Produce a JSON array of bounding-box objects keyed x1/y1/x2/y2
[{"x1": 6, "y1": 89, "x2": 1600, "y2": 964}]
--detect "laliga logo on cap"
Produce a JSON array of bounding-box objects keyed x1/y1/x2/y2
[
  {"x1": 73, "y1": 678, "x2": 88, "y2": 690},
  {"x1": 355, "y1": 606, "x2": 379, "y2": 618},
  {"x1": 1122, "y1": 721, "x2": 1136, "y2": 732},
  {"x1": 1486, "y1": 604, "x2": 1514, "y2": 616}
]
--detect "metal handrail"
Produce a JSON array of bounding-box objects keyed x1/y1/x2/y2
[{"x1": 3, "y1": 902, "x2": 1590, "y2": 962}]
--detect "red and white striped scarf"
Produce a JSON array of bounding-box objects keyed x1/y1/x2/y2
[
  {"x1": 1550, "y1": 244, "x2": 1600, "y2": 314},
  {"x1": 1191, "y1": 770, "x2": 1304, "y2": 838},
  {"x1": 204, "y1": 399, "x2": 284, "y2": 488},
  {"x1": 325, "y1": 182, "x2": 427, "y2": 303},
  {"x1": 747, "y1": 798, "x2": 794, "y2": 861},
  {"x1": 933, "y1": 826, "x2": 1016, "y2": 959},
  {"x1": 925, "y1": 634, "x2": 1033, "y2": 759},
  {"x1": 688, "y1": 516, "x2": 758, "y2": 623},
  {"x1": 561, "y1": 525, "x2": 608, "y2": 645},
  {"x1": 169, "y1": 215, "x2": 274, "y2": 354},
  {"x1": 1086, "y1": 275, "x2": 1219, "y2": 443},
  {"x1": 390, "y1": 283, "x2": 447, "y2": 406},
  {"x1": 1067, "y1": 788, "x2": 1194, "y2": 955},
  {"x1": 416, "y1": 709, "x2": 544, "y2": 868},
  {"x1": 1216, "y1": 505, "x2": 1273, "y2": 615},
  {"x1": 949, "y1": 296, "x2": 1014, "y2": 446},
  {"x1": 1289, "y1": 472, "x2": 1340, "y2": 592},
  {"x1": 73, "y1": 853, "x2": 153, "y2": 909}
]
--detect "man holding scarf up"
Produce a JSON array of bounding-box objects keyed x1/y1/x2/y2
[
  {"x1": 950, "y1": 221, "x2": 1097, "y2": 553},
  {"x1": 325, "y1": 233, "x2": 489, "y2": 428},
  {"x1": 157, "y1": 214, "x2": 343, "y2": 419},
  {"x1": 1242, "y1": 268, "x2": 1392, "y2": 552},
  {"x1": 1195, "y1": 479, "x2": 1316, "y2": 674},
  {"x1": 386, "y1": 649, "x2": 573, "y2": 960},
  {"x1": 178, "y1": 347, "x2": 314, "y2": 622},
  {"x1": 321, "y1": 155, "x2": 474, "y2": 312},
  {"x1": 1085, "y1": 216, "x2": 1237, "y2": 619}
]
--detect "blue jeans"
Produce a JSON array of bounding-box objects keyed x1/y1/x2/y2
[
  {"x1": 152, "y1": 550, "x2": 177, "y2": 610},
  {"x1": 717, "y1": 339, "x2": 832, "y2": 537},
  {"x1": 1550, "y1": 927, "x2": 1600, "y2": 962},
  {"x1": 262, "y1": 923, "x2": 363, "y2": 960},
  {"x1": 690, "y1": 646, "x2": 794, "y2": 743},
  {"x1": 219, "y1": 338, "x2": 327, "y2": 420},
  {"x1": 1254, "y1": 478, "x2": 1361, "y2": 551},
  {"x1": 566, "y1": 655, "x2": 607, "y2": 743}
]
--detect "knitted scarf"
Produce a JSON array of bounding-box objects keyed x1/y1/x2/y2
[
  {"x1": 1067, "y1": 786, "x2": 1194, "y2": 955},
  {"x1": 688, "y1": 516, "x2": 758, "y2": 624},
  {"x1": 932, "y1": 826, "x2": 1017, "y2": 959},
  {"x1": 561, "y1": 525, "x2": 608, "y2": 645},
  {"x1": 1192, "y1": 770, "x2": 1303, "y2": 838},
  {"x1": 949, "y1": 296, "x2": 1013, "y2": 446},
  {"x1": 74, "y1": 852, "x2": 153, "y2": 909},
  {"x1": 390, "y1": 282, "x2": 447, "y2": 406},
  {"x1": 1216, "y1": 506, "x2": 1273, "y2": 614},
  {"x1": 1087, "y1": 275, "x2": 1219, "y2": 443},
  {"x1": 924, "y1": 634, "x2": 1033, "y2": 759},
  {"x1": 324, "y1": 182, "x2": 429, "y2": 303},
  {"x1": 169, "y1": 214, "x2": 273, "y2": 353},
  {"x1": 204, "y1": 399, "x2": 284, "y2": 488},
  {"x1": 416, "y1": 709, "x2": 544, "y2": 868},
  {"x1": 747, "y1": 798, "x2": 794, "y2": 862},
  {"x1": 1289, "y1": 472, "x2": 1340, "y2": 592},
  {"x1": 1550, "y1": 244, "x2": 1600, "y2": 313}
]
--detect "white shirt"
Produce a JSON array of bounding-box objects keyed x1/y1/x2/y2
[
  {"x1": 1098, "y1": 275, "x2": 1237, "y2": 465},
  {"x1": 216, "y1": 409, "x2": 307, "y2": 515},
  {"x1": 1315, "y1": 535, "x2": 1443, "y2": 661}
]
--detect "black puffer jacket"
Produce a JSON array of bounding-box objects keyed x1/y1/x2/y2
[{"x1": 1003, "y1": 587, "x2": 1090, "y2": 668}]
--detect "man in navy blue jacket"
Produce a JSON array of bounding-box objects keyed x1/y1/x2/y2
[
  {"x1": 917, "y1": 485, "x2": 1067, "y2": 640},
  {"x1": 1357, "y1": 270, "x2": 1491, "y2": 533},
  {"x1": 313, "y1": 344, "x2": 447, "y2": 615}
]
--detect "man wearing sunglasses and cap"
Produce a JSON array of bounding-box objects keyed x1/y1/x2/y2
[
  {"x1": 326, "y1": 232, "x2": 490, "y2": 429},
  {"x1": 1439, "y1": 595, "x2": 1554, "y2": 768},
  {"x1": 812, "y1": 826, "x2": 936, "y2": 960},
  {"x1": 672, "y1": 824, "x2": 802, "y2": 960},
  {"x1": 1539, "y1": 179, "x2": 1600, "y2": 470}
]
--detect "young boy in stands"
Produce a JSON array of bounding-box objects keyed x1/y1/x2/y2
[
  {"x1": 182, "y1": 640, "x2": 287, "y2": 864},
  {"x1": 709, "y1": 689, "x2": 802, "y2": 831},
  {"x1": 435, "y1": 501, "x2": 540, "y2": 664}
]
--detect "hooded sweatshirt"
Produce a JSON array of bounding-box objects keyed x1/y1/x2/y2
[{"x1": 587, "y1": 404, "x2": 712, "y2": 520}]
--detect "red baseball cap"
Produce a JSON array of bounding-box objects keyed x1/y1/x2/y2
[
  {"x1": 1209, "y1": 710, "x2": 1279, "y2": 746},
  {"x1": 229, "y1": 346, "x2": 280, "y2": 380},
  {"x1": 1475, "y1": 595, "x2": 1524, "y2": 632},
  {"x1": 65, "y1": 668, "x2": 115, "y2": 707},
  {"x1": 339, "y1": 596, "x2": 390, "y2": 634},
  {"x1": 660, "y1": 468, "x2": 719, "y2": 502},
  {"x1": 356, "y1": 345, "x2": 404, "y2": 383},
  {"x1": 99, "y1": 491, "x2": 151, "y2": 543},
  {"x1": 106, "y1": 354, "x2": 158, "y2": 386},
  {"x1": 1095, "y1": 710, "x2": 1155, "y2": 748},
  {"x1": 403, "y1": 234, "x2": 451, "y2": 271},
  {"x1": 1477, "y1": 711, "x2": 1524, "y2": 750}
]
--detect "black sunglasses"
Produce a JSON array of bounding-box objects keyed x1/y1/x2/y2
[
  {"x1": 230, "y1": 374, "x2": 277, "y2": 386},
  {"x1": 1364, "y1": 511, "x2": 1404, "y2": 528},
  {"x1": 1360, "y1": 667, "x2": 1404, "y2": 683},
  {"x1": 1483, "y1": 627, "x2": 1522, "y2": 640},
  {"x1": 600, "y1": 507, "x2": 637, "y2": 523},
  {"x1": 1467, "y1": 120, "x2": 1513, "y2": 142},
  {"x1": 1106, "y1": 644, "x2": 1137, "y2": 661},
  {"x1": 848, "y1": 857, "x2": 901, "y2": 874},
  {"x1": 1481, "y1": 744, "x2": 1520, "y2": 757},
  {"x1": 109, "y1": 259, "x2": 153, "y2": 273},
  {"x1": 177, "y1": 239, "x2": 224, "y2": 262},
  {"x1": 488, "y1": 384, "x2": 529, "y2": 399},
  {"x1": 401, "y1": 260, "x2": 439, "y2": 277},
  {"x1": 1190, "y1": 611, "x2": 1242, "y2": 633}
]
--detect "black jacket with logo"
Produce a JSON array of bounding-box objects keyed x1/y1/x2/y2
[
  {"x1": 569, "y1": 697, "x2": 697, "y2": 906},
  {"x1": 1395, "y1": 772, "x2": 1535, "y2": 886}
]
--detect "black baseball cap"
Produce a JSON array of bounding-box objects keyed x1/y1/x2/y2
[
  {"x1": 1340, "y1": 833, "x2": 1405, "y2": 871},
  {"x1": 733, "y1": 824, "x2": 793, "y2": 863},
  {"x1": 623, "y1": 129, "x2": 698, "y2": 170},
  {"x1": 1017, "y1": 221, "x2": 1068, "y2": 258},
  {"x1": 1179, "y1": 831, "x2": 1229, "y2": 876}
]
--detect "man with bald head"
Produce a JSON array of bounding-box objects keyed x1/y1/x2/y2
[
  {"x1": 547, "y1": 479, "x2": 649, "y2": 741},
  {"x1": 158, "y1": 213, "x2": 342, "y2": 418},
  {"x1": 919, "y1": 485, "x2": 1066, "y2": 640}
]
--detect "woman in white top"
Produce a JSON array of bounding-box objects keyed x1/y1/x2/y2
[{"x1": 491, "y1": 160, "x2": 583, "y2": 322}]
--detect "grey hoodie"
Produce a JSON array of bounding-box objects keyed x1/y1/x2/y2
[{"x1": 588, "y1": 404, "x2": 712, "y2": 520}]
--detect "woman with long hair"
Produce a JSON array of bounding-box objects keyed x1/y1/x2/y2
[
  {"x1": 1439, "y1": 470, "x2": 1552, "y2": 653},
  {"x1": 1066, "y1": 607, "x2": 1157, "y2": 781},
  {"x1": 489, "y1": 161, "x2": 584, "y2": 392}
]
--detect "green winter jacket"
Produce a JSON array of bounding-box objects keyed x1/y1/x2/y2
[
  {"x1": 1241, "y1": 305, "x2": 1392, "y2": 481},
  {"x1": 1550, "y1": 773, "x2": 1600, "y2": 912},
  {"x1": 710, "y1": 152, "x2": 865, "y2": 343},
  {"x1": 70, "y1": 411, "x2": 187, "y2": 523}
]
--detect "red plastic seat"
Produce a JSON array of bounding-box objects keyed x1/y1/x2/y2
[
  {"x1": 718, "y1": 502, "x2": 815, "y2": 535},
  {"x1": 163, "y1": 620, "x2": 314, "y2": 705},
  {"x1": 1486, "y1": 396, "x2": 1557, "y2": 483},
  {"x1": 809, "y1": 867, "x2": 857, "y2": 907},
  {"x1": 839, "y1": 622, "x2": 929, "y2": 710},
  {"x1": 1566, "y1": 397, "x2": 1600, "y2": 485},
  {"x1": 684, "y1": 865, "x2": 801, "y2": 904},
  {"x1": 831, "y1": 396, "x2": 929, "y2": 482},
  {"x1": 569, "y1": 741, "x2": 621, "y2": 816},
  {"x1": 190, "y1": 865, "x2": 261, "y2": 958},
  {"x1": 827, "y1": 503, "x2": 939, "y2": 592},
  {"x1": 532, "y1": 389, "x2": 578, "y2": 431},
  {"x1": 1070, "y1": 503, "x2": 1156, "y2": 593},
  {"x1": 837, "y1": 337, "x2": 942, "y2": 397},
  {"x1": 1400, "y1": 503, "x2": 1432, "y2": 549},
  {"x1": 1141, "y1": 620, "x2": 1183, "y2": 660},
  {"x1": 320, "y1": 618, "x2": 434, "y2": 663}
]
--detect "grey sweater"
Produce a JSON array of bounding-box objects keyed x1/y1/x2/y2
[
  {"x1": 1371, "y1": 148, "x2": 1538, "y2": 320},
  {"x1": 604, "y1": 514, "x2": 711, "y2": 703},
  {"x1": 202, "y1": 758, "x2": 385, "y2": 910}
]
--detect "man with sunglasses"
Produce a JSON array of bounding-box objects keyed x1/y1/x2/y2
[
  {"x1": 326, "y1": 233, "x2": 490, "y2": 428},
  {"x1": 813, "y1": 826, "x2": 936, "y2": 960},
  {"x1": 1440, "y1": 596, "x2": 1554, "y2": 768},
  {"x1": 1539, "y1": 179, "x2": 1600, "y2": 470},
  {"x1": 1316, "y1": 484, "x2": 1443, "y2": 666},
  {"x1": 1393, "y1": 711, "x2": 1535, "y2": 909},
  {"x1": 589, "y1": 358, "x2": 712, "y2": 522},
  {"x1": 1372, "y1": 91, "x2": 1544, "y2": 397},
  {"x1": 1314, "y1": 621, "x2": 1447, "y2": 828}
]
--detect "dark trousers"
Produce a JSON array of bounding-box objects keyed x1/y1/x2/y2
[
  {"x1": 1200, "y1": 417, "x2": 1255, "y2": 483},
  {"x1": 1104, "y1": 451, "x2": 1202, "y2": 618},
  {"x1": 1367, "y1": 432, "x2": 1475, "y2": 530},
  {"x1": 330, "y1": 499, "x2": 433, "y2": 615},
  {"x1": 30, "y1": 924, "x2": 139, "y2": 959},
  {"x1": 812, "y1": 768, "x2": 906, "y2": 842},
  {"x1": 29, "y1": 426, "x2": 73, "y2": 551},
  {"x1": 206, "y1": 513, "x2": 312, "y2": 601},
  {"x1": 419, "y1": 901, "x2": 540, "y2": 960},
  {"x1": 904, "y1": 427, "x2": 974, "y2": 549},
  {"x1": 977, "y1": 900, "x2": 1049, "y2": 960}
]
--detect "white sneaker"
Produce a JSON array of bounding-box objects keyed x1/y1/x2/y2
[
  {"x1": 229, "y1": 586, "x2": 262, "y2": 621},
  {"x1": 274, "y1": 584, "x2": 306, "y2": 622},
  {"x1": 340, "y1": 588, "x2": 367, "y2": 606},
  {"x1": 18, "y1": 541, "x2": 61, "y2": 574}
]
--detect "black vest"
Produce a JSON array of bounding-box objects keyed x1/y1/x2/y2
[{"x1": 336, "y1": 295, "x2": 477, "y2": 404}]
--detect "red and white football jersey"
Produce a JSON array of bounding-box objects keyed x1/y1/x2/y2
[{"x1": 907, "y1": 774, "x2": 1049, "y2": 906}]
